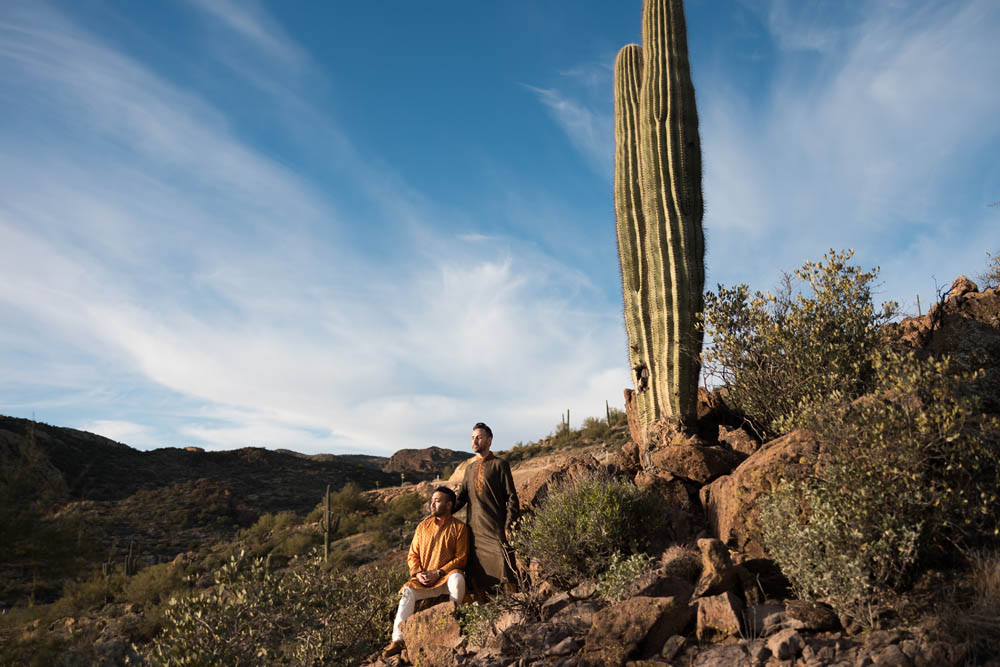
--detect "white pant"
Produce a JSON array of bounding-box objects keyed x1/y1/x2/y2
[{"x1": 391, "y1": 572, "x2": 466, "y2": 641}]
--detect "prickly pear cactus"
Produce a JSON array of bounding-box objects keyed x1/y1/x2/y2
[{"x1": 614, "y1": 0, "x2": 704, "y2": 442}]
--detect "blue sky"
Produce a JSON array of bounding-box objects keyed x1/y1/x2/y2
[{"x1": 1, "y1": 0, "x2": 997, "y2": 456}]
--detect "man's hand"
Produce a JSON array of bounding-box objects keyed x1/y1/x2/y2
[{"x1": 416, "y1": 570, "x2": 442, "y2": 587}]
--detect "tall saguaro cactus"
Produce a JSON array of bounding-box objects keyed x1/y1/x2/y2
[{"x1": 615, "y1": 0, "x2": 704, "y2": 442}]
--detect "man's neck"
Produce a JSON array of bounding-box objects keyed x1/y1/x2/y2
[
  {"x1": 476, "y1": 450, "x2": 493, "y2": 460},
  {"x1": 433, "y1": 514, "x2": 451, "y2": 526}
]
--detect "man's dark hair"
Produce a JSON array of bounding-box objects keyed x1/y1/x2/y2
[
  {"x1": 433, "y1": 486, "x2": 457, "y2": 507},
  {"x1": 473, "y1": 422, "x2": 493, "y2": 439}
]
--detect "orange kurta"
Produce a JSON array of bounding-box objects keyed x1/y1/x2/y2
[{"x1": 403, "y1": 515, "x2": 469, "y2": 591}]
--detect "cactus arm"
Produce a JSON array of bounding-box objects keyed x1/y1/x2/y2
[{"x1": 614, "y1": 43, "x2": 660, "y2": 435}]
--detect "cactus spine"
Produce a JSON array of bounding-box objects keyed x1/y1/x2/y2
[{"x1": 615, "y1": 0, "x2": 704, "y2": 440}]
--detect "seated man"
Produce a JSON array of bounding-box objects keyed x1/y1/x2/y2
[{"x1": 383, "y1": 486, "x2": 469, "y2": 658}]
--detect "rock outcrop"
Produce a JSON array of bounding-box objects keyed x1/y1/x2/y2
[
  {"x1": 699, "y1": 429, "x2": 825, "y2": 559},
  {"x1": 382, "y1": 446, "x2": 469, "y2": 476}
]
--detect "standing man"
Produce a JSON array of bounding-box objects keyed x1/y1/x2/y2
[
  {"x1": 454, "y1": 422, "x2": 520, "y2": 595},
  {"x1": 383, "y1": 487, "x2": 468, "y2": 658}
]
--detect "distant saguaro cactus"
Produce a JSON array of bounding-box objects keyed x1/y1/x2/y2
[
  {"x1": 321, "y1": 484, "x2": 340, "y2": 563},
  {"x1": 614, "y1": 0, "x2": 705, "y2": 442}
]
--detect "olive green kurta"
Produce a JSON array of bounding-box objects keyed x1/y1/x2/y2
[{"x1": 454, "y1": 453, "x2": 520, "y2": 592}]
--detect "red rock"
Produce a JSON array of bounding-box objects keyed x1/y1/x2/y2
[
  {"x1": 646, "y1": 443, "x2": 743, "y2": 485},
  {"x1": 695, "y1": 591, "x2": 744, "y2": 642},
  {"x1": 700, "y1": 429, "x2": 825, "y2": 559},
  {"x1": 400, "y1": 601, "x2": 463, "y2": 666},
  {"x1": 580, "y1": 596, "x2": 694, "y2": 666}
]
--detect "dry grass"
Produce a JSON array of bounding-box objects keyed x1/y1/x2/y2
[{"x1": 937, "y1": 548, "x2": 1000, "y2": 662}]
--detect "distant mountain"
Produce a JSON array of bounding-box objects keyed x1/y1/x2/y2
[
  {"x1": 274, "y1": 449, "x2": 388, "y2": 470},
  {"x1": 382, "y1": 445, "x2": 469, "y2": 476},
  {"x1": 0, "y1": 415, "x2": 397, "y2": 513}
]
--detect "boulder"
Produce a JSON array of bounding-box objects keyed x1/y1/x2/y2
[
  {"x1": 949, "y1": 274, "x2": 979, "y2": 298},
  {"x1": 691, "y1": 643, "x2": 750, "y2": 666},
  {"x1": 716, "y1": 424, "x2": 760, "y2": 457},
  {"x1": 695, "y1": 591, "x2": 744, "y2": 642},
  {"x1": 581, "y1": 596, "x2": 694, "y2": 666},
  {"x1": 646, "y1": 443, "x2": 744, "y2": 485},
  {"x1": 548, "y1": 599, "x2": 605, "y2": 634},
  {"x1": 629, "y1": 570, "x2": 694, "y2": 601},
  {"x1": 767, "y1": 628, "x2": 804, "y2": 660},
  {"x1": 400, "y1": 601, "x2": 462, "y2": 666},
  {"x1": 700, "y1": 429, "x2": 825, "y2": 559},
  {"x1": 693, "y1": 538, "x2": 738, "y2": 598}
]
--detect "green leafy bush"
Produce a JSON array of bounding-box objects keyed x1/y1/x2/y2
[
  {"x1": 702, "y1": 249, "x2": 897, "y2": 437},
  {"x1": 596, "y1": 551, "x2": 656, "y2": 602},
  {"x1": 458, "y1": 600, "x2": 503, "y2": 647},
  {"x1": 760, "y1": 350, "x2": 1000, "y2": 624},
  {"x1": 148, "y1": 551, "x2": 407, "y2": 666},
  {"x1": 510, "y1": 473, "x2": 668, "y2": 589}
]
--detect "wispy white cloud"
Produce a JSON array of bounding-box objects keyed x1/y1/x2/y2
[
  {"x1": 701, "y1": 0, "x2": 1000, "y2": 300},
  {"x1": 0, "y1": 2, "x2": 630, "y2": 455},
  {"x1": 522, "y1": 82, "x2": 613, "y2": 178},
  {"x1": 186, "y1": 0, "x2": 306, "y2": 71}
]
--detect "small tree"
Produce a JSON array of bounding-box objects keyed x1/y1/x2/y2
[{"x1": 702, "y1": 249, "x2": 897, "y2": 437}]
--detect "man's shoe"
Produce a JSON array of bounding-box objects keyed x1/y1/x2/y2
[{"x1": 382, "y1": 640, "x2": 405, "y2": 658}]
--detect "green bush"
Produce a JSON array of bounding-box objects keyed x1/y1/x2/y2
[
  {"x1": 272, "y1": 531, "x2": 319, "y2": 558},
  {"x1": 760, "y1": 350, "x2": 1000, "y2": 625},
  {"x1": 148, "y1": 551, "x2": 408, "y2": 666},
  {"x1": 123, "y1": 562, "x2": 188, "y2": 608},
  {"x1": 365, "y1": 491, "x2": 426, "y2": 551},
  {"x1": 702, "y1": 249, "x2": 897, "y2": 437},
  {"x1": 596, "y1": 551, "x2": 656, "y2": 602},
  {"x1": 510, "y1": 473, "x2": 668, "y2": 589},
  {"x1": 458, "y1": 600, "x2": 503, "y2": 647}
]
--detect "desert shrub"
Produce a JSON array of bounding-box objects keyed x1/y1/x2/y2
[
  {"x1": 56, "y1": 571, "x2": 127, "y2": 613},
  {"x1": 702, "y1": 249, "x2": 897, "y2": 437},
  {"x1": 368, "y1": 491, "x2": 426, "y2": 551},
  {"x1": 306, "y1": 483, "x2": 373, "y2": 525},
  {"x1": 979, "y1": 250, "x2": 1000, "y2": 290},
  {"x1": 148, "y1": 551, "x2": 407, "y2": 666},
  {"x1": 123, "y1": 562, "x2": 187, "y2": 608},
  {"x1": 580, "y1": 416, "x2": 610, "y2": 441},
  {"x1": 510, "y1": 473, "x2": 668, "y2": 589},
  {"x1": 272, "y1": 530, "x2": 319, "y2": 558},
  {"x1": 242, "y1": 510, "x2": 299, "y2": 545},
  {"x1": 458, "y1": 600, "x2": 503, "y2": 647},
  {"x1": 760, "y1": 350, "x2": 1000, "y2": 625},
  {"x1": 597, "y1": 551, "x2": 656, "y2": 602}
]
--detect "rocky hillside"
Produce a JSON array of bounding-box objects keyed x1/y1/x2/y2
[
  {"x1": 0, "y1": 416, "x2": 399, "y2": 604},
  {"x1": 382, "y1": 445, "x2": 468, "y2": 476},
  {"x1": 0, "y1": 416, "x2": 398, "y2": 512}
]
